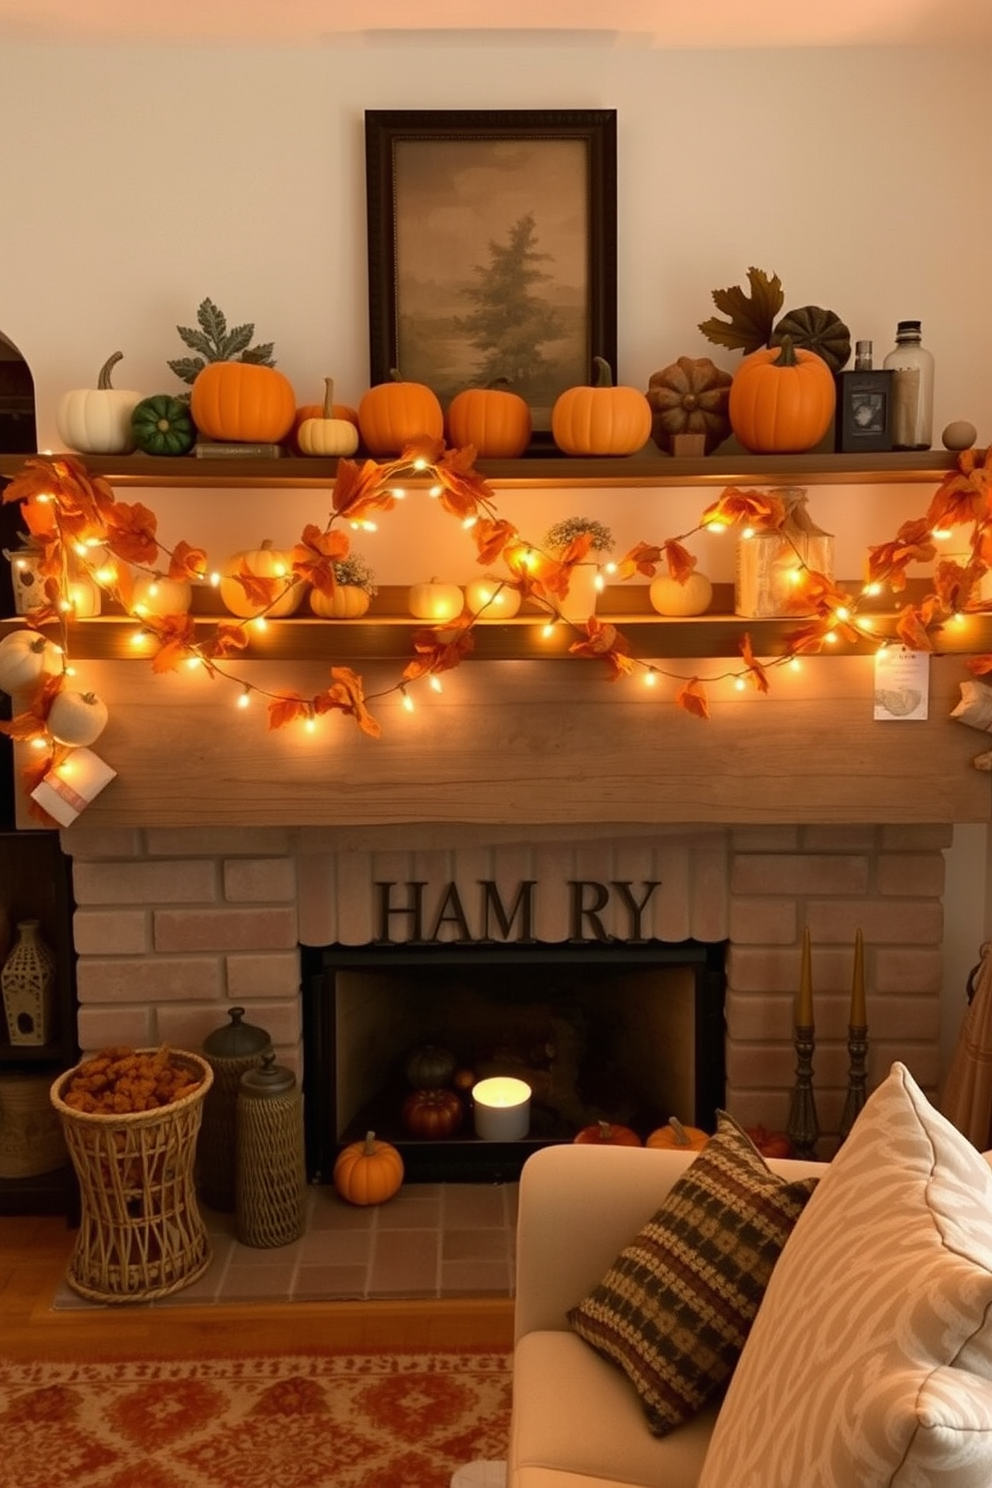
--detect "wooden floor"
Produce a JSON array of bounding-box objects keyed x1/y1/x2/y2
[{"x1": 0, "y1": 1215, "x2": 515, "y2": 1362}]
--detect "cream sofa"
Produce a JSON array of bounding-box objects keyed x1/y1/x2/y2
[
  {"x1": 507, "y1": 1141, "x2": 825, "y2": 1488},
  {"x1": 507, "y1": 1063, "x2": 992, "y2": 1488}
]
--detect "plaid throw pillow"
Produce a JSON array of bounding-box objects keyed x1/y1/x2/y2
[{"x1": 567, "y1": 1111, "x2": 818, "y2": 1436}]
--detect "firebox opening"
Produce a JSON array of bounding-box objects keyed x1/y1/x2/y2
[{"x1": 301, "y1": 940, "x2": 727, "y2": 1183}]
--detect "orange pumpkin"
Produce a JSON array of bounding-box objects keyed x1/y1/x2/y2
[
  {"x1": 744, "y1": 1125, "x2": 794, "y2": 1159},
  {"x1": 446, "y1": 385, "x2": 532, "y2": 458},
  {"x1": 551, "y1": 357, "x2": 652, "y2": 457},
  {"x1": 358, "y1": 373, "x2": 444, "y2": 456},
  {"x1": 574, "y1": 1120, "x2": 642, "y2": 1147},
  {"x1": 402, "y1": 1087, "x2": 464, "y2": 1139},
  {"x1": 728, "y1": 335, "x2": 836, "y2": 454},
  {"x1": 190, "y1": 361, "x2": 296, "y2": 443},
  {"x1": 219, "y1": 538, "x2": 306, "y2": 619},
  {"x1": 333, "y1": 1130, "x2": 404, "y2": 1205},
  {"x1": 645, "y1": 1117, "x2": 710, "y2": 1152}
]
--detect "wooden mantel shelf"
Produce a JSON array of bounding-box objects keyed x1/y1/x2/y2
[{"x1": 0, "y1": 449, "x2": 960, "y2": 489}]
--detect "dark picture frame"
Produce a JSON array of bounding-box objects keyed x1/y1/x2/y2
[{"x1": 365, "y1": 109, "x2": 617, "y2": 443}]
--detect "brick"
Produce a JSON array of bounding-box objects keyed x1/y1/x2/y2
[
  {"x1": 866, "y1": 995, "x2": 940, "y2": 1042},
  {"x1": 226, "y1": 951, "x2": 301, "y2": 1001},
  {"x1": 800, "y1": 825, "x2": 879, "y2": 851},
  {"x1": 732, "y1": 854, "x2": 869, "y2": 897},
  {"x1": 297, "y1": 853, "x2": 337, "y2": 947},
  {"x1": 153, "y1": 908, "x2": 297, "y2": 953},
  {"x1": 61, "y1": 828, "x2": 144, "y2": 861},
  {"x1": 689, "y1": 849, "x2": 729, "y2": 941},
  {"x1": 880, "y1": 825, "x2": 954, "y2": 851},
  {"x1": 729, "y1": 944, "x2": 851, "y2": 995},
  {"x1": 875, "y1": 853, "x2": 945, "y2": 898},
  {"x1": 77, "y1": 1005, "x2": 154, "y2": 1051},
  {"x1": 72, "y1": 909, "x2": 149, "y2": 956},
  {"x1": 146, "y1": 828, "x2": 293, "y2": 857},
  {"x1": 725, "y1": 990, "x2": 795, "y2": 1041},
  {"x1": 874, "y1": 947, "x2": 944, "y2": 993},
  {"x1": 172, "y1": 999, "x2": 301, "y2": 1048},
  {"x1": 728, "y1": 899, "x2": 797, "y2": 944},
  {"x1": 76, "y1": 956, "x2": 223, "y2": 1003},
  {"x1": 809, "y1": 901, "x2": 943, "y2": 946},
  {"x1": 223, "y1": 857, "x2": 297, "y2": 903},
  {"x1": 730, "y1": 827, "x2": 800, "y2": 852},
  {"x1": 73, "y1": 859, "x2": 218, "y2": 906}
]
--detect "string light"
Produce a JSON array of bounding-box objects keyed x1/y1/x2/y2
[
  {"x1": 643, "y1": 668, "x2": 658, "y2": 688},
  {"x1": 237, "y1": 687, "x2": 251, "y2": 709},
  {"x1": 429, "y1": 675, "x2": 443, "y2": 693},
  {"x1": 401, "y1": 688, "x2": 415, "y2": 713}
]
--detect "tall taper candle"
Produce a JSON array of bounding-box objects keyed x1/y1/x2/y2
[
  {"x1": 797, "y1": 925, "x2": 814, "y2": 1028},
  {"x1": 851, "y1": 928, "x2": 867, "y2": 1027}
]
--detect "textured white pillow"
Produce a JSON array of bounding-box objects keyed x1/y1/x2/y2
[{"x1": 698, "y1": 1061, "x2": 992, "y2": 1488}]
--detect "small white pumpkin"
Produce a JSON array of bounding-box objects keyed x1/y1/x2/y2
[
  {"x1": 464, "y1": 575, "x2": 522, "y2": 619},
  {"x1": 56, "y1": 352, "x2": 144, "y2": 455},
  {"x1": 407, "y1": 578, "x2": 464, "y2": 622},
  {"x1": 219, "y1": 539, "x2": 306, "y2": 619},
  {"x1": 649, "y1": 571, "x2": 714, "y2": 617},
  {"x1": 0, "y1": 630, "x2": 62, "y2": 696},
  {"x1": 309, "y1": 585, "x2": 371, "y2": 619},
  {"x1": 131, "y1": 572, "x2": 193, "y2": 617},
  {"x1": 46, "y1": 689, "x2": 109, "y2": 747},
  {"x1": 298, "y1": 377, "x2": 360, "y2": 458}
]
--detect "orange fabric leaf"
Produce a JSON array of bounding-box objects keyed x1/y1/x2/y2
[
  {"x1": 402, "y1": 620, "x2": 475, "y2": 680},
  {"x1": 616, "y1": 542, "x2": 663, "y2": 581},
  {"x1": 291, "y1": 524, "x2": 351, "y2": 593},
  {"x1": 268, "y1": 693, "x2": 310, "y2": 730},
  {"x1": 435, "y1": 445, "x2": 496, "y2": 521},
  {"x1": 332, "y1": 457, "x2": 399, "y2": 524},
  {"x1": 674, "y1": 678, "x2": 711, "y2": 719},
  {"x1": 568, "y1": 618, "x2": 635, "y2": 680},
  {"x1": 146, "y1": 613, "x2": 198, "y2": 673},
  {"x1": 474, "y1": 517, "x2": 518, "y2": 567},
  {"x1": 168, "y1": 541, "x2": 209, "y2": 583},
  {"x1": 316, "y1": 666, "x2": 382, "y2": 739},
  {"x1": 199, "y1": 622, "x2": 250, "y2": 659},
  {"x1": 103, "y1": 501, "x2": 160, "y2": 566},
  {"x1": 866, "y1": 518, "x2": 936, "y2": 590},
  {"x1": 700, "y1": 486, "x2": 785, "y2": 531},
  {"x1": 895, "y1": 605, "x2": 935, "y2": 651},
  {"x1": 740, "y1": 634, "x2": 771, "y2": 694},
  {"x1": 227, "y1": 564, "x2": 283, "y2": 610},
  {"x1": 664, "y1": 541, "x2": 697, "y2": 582},
  {"x1": 966, "y1": 654, "x2": 992, "y2": 677}
]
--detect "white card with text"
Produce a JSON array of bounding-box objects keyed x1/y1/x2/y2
[{"x1": 873, "y1": 647, "x2": 930, "y2": 721}]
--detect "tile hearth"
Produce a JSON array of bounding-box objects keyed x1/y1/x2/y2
[{"x1": 52, "y1": 1182, "x2": 518, "y2": 1310}]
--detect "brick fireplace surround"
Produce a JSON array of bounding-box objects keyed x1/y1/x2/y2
[{"x1": 63, "y1": 820, "x2": 950, "y2": 1149}]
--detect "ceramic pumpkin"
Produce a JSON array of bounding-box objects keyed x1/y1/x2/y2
[
  {"x1": 219, "y1": 539, "x2": 305, "y2": 618},
  {"x1": 291, "y1": 398, "x2": 359, "y2": 453},
  {"x1": 407, "y1": 578, "x2": 463, "y2": 622},
  {"x1": 463, "y1": 575, "x2": 522, "y2": 620},
  {"x1": 645, "y1": 1117, "x2": 710, "y2": 1152},
  {"x1": 358, "y1": 373, "x2": 444, "y2": 456},
  {"x1": 0, "y1": 630, "x2": 62, "y2": 696},
  {"x1": 649, "y1": 571, "x2": 714, "y2": 617},
  {"x1": 402, "y1": 1087, "x2": 464, "y2": 1139},
  {"x1": 297, "y1": 378, "x2": 360, "y2": 457},
  {"x1": 56, "y1": 352, "x2": 144, "y2": 456},
  {"x1": 190, "y1": 362, "x2": 296, "y2": 443},
  {"x1": 309, "y1": 584, "x2": 371, "y2": 618},
  {"x1": 573, "y1": 1120, "x2": 642, "y2": 1146},
  {"x1": 646, "y1": 356, "x2": 732, "y2": 456},
  {"x1": 46, "y1": 688, "x2": 109, "y2": 747},
  {"x1": 446, "y1": 385, "x2": 532, "y2": 458},
  {"x1": 131, "y1": 572, "x2": 193, "y2": 617},
  {"x1": 130, "y1": 394, "x2": 197, "y2": 456},
  {"x1": 551, "y1": 357, "x2": 652, "y2": 457},
  {"x1": 333, "y1": 1130, "x2": 404, "y2": 1205},
  {"x1": 729, "y1": 336, "x2": 836, "y2": 454}
]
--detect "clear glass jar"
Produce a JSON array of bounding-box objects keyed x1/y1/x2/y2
[{"x1": 883, "y1": 321, "x2": 934, "y2": 451}]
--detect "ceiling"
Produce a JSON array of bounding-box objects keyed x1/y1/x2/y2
[{"x1": 1, "y1": 0, "x2": 990, "y2": 48}]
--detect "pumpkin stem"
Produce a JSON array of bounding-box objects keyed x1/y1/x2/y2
[
  {"x1": 80, "y1": 692, "x2": 99, "y2": 705},
  {"x1": 322, "y1": 377, "x2": 335, "y2": 417},
  {"x1": 29, "y1": 635, "x2": 49, "y2": 655},
  {"x1": 363, "y1": 1130, "x2": 378, "y2": 1156},
  {"x1": 668, "y1": 1116, "x2": 691, "y2": 1147},
  {"x1": 97, "y1": 351, "x2": 124, "y2": 390},
  {"x1": 598, "y1": 1120, "x2": 614, "y2": 1140},
  {"x1": 592, "y1": 355, "x2": 614, "y2": 389},
  {"x1": 772, "y1": 334, "x2": 798, "y2": 368}
]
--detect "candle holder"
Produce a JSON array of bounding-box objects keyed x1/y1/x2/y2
[
  {"x1": 786, "y1": 1023, "x2": 819, "y2": 1160},
  {"x1": 472, "y1": 1077, "x2": 531, "y2": 1141},
  {"x1": 838, "y1": 1025, "x2": 869, "y2": 1143}
]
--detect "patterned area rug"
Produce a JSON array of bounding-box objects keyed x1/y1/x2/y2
[{"x1": 0, "y1": 1349, "x2": 512, "y2": 1488}]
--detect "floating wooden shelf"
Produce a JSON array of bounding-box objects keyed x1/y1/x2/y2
[{"x1": 0, "y1": 449, "x2": 960, "y2": 489}]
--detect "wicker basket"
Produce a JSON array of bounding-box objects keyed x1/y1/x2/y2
[
  {"x1": 50, "y1": 1049, "x2": 213, "y2": 1304},
  {"x1": 0, "y1": 1071, "x2": 68, "y2": 1178}
]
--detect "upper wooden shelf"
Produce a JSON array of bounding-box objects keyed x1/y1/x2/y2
[{"x1": 0, "y1": 449, "x2": 960, "y2": 490}]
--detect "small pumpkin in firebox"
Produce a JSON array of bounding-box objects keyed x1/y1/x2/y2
[
  {"x1": 405, "y1": 1045, "x2": 457, "y2": 1089},
  {"x1": 574, "y1": 1120, "x2": 642, "y2": 1147},
  {"x1": 646, "y1": 1117, "x2": 710, "y2": 1152},
  {"x1": 402, "y1": 1088, "x2": 464, "y2": 1139}
]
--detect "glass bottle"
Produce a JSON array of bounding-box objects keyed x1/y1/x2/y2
[{"x1": 883, "y1": 321, "x2": 934, "y2": 451}]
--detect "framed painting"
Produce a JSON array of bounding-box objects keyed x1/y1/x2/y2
[{"x1": 365, "y1": 108, "x2": 617, "y2": 444}]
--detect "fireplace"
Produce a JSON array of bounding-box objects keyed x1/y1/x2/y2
[{"x1": 301, "y1": 939, "x2": 727, "y2": 1181}]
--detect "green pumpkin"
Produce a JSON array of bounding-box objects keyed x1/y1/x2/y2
[
  {"x1": 130, "y1": 394, "x2": 197, "y2": 456},
  {"x1": 770, "y1": 306, "x2": 852, "y2": 375}
]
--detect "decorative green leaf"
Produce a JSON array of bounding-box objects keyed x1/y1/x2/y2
[
  {"x1": 221, "y1": 323, "x2": 255, "y2": 359},
  {"x1": 167, "y1": 355, "x2": 206, "y2": 385},
  {"x1": 698, "y1": 266, "x2": 784, "y2": 354},
  {"x1": 240, "y1": 343, "x2": 275, "y2": 366},
  {"x1": 197, "y1": 297, "x2": 228, "y2": 348},
  {"x1": 168, "y1": 298, "x2": 278, "y2": 381}
]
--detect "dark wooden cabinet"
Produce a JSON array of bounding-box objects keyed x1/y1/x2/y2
[{"x1": 0, "y1": 826, "x2": 79, "y2": 1216}]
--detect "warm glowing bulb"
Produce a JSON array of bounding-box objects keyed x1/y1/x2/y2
[
  {"x1": 952, "y1": 611, "x2": 966, "y2": 625},
  {"x1": 94, "y1": 566, "x2": 116, "y2": 586},
  {"x1": 237, "y1": 689, "x2": 251, "y2": 709},
  {"x1": 251, "y1": 617, "x2": 267, "y2": 632},
  {"x1": 29, "y1": 735, "x2": 48, "y2": 750},
  {"x1": 788, "y1": 657, "x2": 802, "y2": 672},
  {"x1": 210, "y1": 572, "x2": 221, "y2": 587},
  {"x1": 413, "y1": 458, "x2": 428, "y2": 471},
  {"x1": 391, "y1": 487, "x2": 406, "y2": 499},
  {"x1": 835, "y1": 605, "x2": 850, "y2": 621},
  {"x1": 704, "y1": 519, "x2": 729, "y2": 534},
  {"x1": 185, "y1": 655, "x2": 202, "y2": 670},
  {"x1": 643, "y1": 669, "x2": 657, "y2": 688},
  {"x1": 130, "y1": 629, "x2": 149, "y2": 648},
  {"x1": 734, "y1": 677, "x2": 746, "y2": 691},
  {"x1": 594, "y1": 572, "x2": 604, "y2": 592},
  {"x1": 858, "y1": 616, "x2": 875, "y2": 632},
  {"x1": 862, "y1": 582, "x2": 882, "y2": 597},
  {"x1": 429, "y1": 675, "x2": 443, "y2": 693},
  {"x1": 931, "y1": 526, "x2": 953, "y2": 541},
  {"x1": 402, "y1": 690, "x2": 415, "y2": 713},
  {"x1": 604, "y1": 561, "x2": 617, "y2": 575},
  {"x1": 824, "y1": 630, "x2": 838, "y2": 645},
  {"x1": 462, "y1": 514, "x2": 477, "y2": 529},
  {"x1": 64, "y1": 664, "x2": 76, "y2": 678},
  {"x1": 787, "y1": 567, "x2": 803, "y2": 585},
  {"x1": 73, "y1": 542, "x2": 87, "y2": 558},
  {"x1": 304, "y1": 716, "x2": 317, "y2": 733},
  {"x1": 541, "y1": 622, "x2": 556, "y2": 639},
  {"x1": 741, "y1": 526, "x2": 755, "y2": 540}
]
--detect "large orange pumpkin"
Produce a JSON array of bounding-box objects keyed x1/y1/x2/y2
[
  {"x1": 358, "y1": 374, "x2": 444, "y2": 456},
  {"x1": 446, "y1": 385, "x2": 532, "y2": 458},
  {"x1": 551, "y1": 357, "x2": 652, "y2": 456},
  {"x1": 190, "y1": 362, "x2": 296, "y2": 443},
  {"x1": 728, "y1": 335, "x2": 836, "y2": 454}
]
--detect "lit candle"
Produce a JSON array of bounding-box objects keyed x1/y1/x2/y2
[
  {"x1": 30, "y1": 747, "x2": 117, "y2": 826},
  {"x1": 796, "y1": 925, "x2": 814, "y2": 1028},
  {"x1": 472, "y1": 1076, "x2": 531, "y2": 1141},
  {"x1": 850, "y1": 928, "x2": 867, "y2": 1028}
]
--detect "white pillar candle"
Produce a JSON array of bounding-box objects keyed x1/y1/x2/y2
[
  {"x1": 472, "y1": 1076, "x2": 531, "y2": 1141},
  {"x1": 30, "y1": 748, "x2": 117, "y2": 826}
]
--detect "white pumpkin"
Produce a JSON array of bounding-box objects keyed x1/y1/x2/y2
[
  {"x1": 649, "y1": 571, "x2": 714, "y2": 617},
  {"x1": 407, "y1": 578, "x2": 464, "y2": 622},
  {"x1": 56, "y1": 352, "x2": 144, "y2": 456},
  {"x1": 298, "y1": 378, "x2": 359, "y2": 457},
  {"x1": 131, "y1": 573, "x2": 193, "y2": 617},
  {"x1": 219, "y1": 539, "x2": 306, "y2": 619},
  {"x1": 464, "y1": 575, "x2": 522, "y2": 619},
  {"x1": 0, "y1": 630, "x2": 62, "y2": 696},
  {"x1": 46, "y1": 689, "x2": 109, "y2": 747},
  {"x1": 309, "y1": 585, "x2": 371, "y2": 618}
]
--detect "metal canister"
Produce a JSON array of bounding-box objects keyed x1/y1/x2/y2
[
  {"x1": 235, "y1": 1051, "x2": 306, "y2": 1248},
  {"x1": 198, "y1": 1006, "x2": 271, "y2": 1211}
]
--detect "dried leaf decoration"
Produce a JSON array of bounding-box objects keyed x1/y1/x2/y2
[
  {"x1": 103, "y1": 501, "x2": 160, "y2": 567},
  {"x1": 291, "y1": 524, "x2": 351, "y2": 595},
  {"x1": 967, "y1": 655, "x2": 992, "y2": 678},
  {"x1": 0, "y1": 673, "x2": 64, "y2": 739},
  {"x1": 318, "y1": 667, "x2": 381, "y2": 739},
  {"x1": 616, "y1": 542, "x2": 664, "y2": 581},
  {"x1": 403, "y1": 617, "x2": 475, "y2": 682},
  {"x1": 740, "y1": 634, "x2": 770, "y2": 694},
  {"x1": 332, "y1": 457, "x2": 399, "y2": 525},
  {"x1": 473, "y1": 517, "x2": 518, "y2": 568},
  {"x1": 148, "y1": 613, "x2": 198, "y2": 673},
  {"x1": 698, "y1": 267, "x2": 784, "y2": 354},
  {"x1": 866, "y1": 518, "x2": 937, "y2": 592},
  {"x1": 569, "y1": 618, "x2": 635, "y2": 681},
  {"x1": 675, "y1": 678, "x2": 710, "y2": 720},
  {"x1": 169, "y1": 540, "x2": 209, "y2": 583},
  {"x1": 926, "y1": 445, "x2": 992, "y2": 530},
  {"x1": 435, "y1": 444, "x2": 495, "y2": 522},
  {"x1": 700, "y1": 486, "x2": 786, "y2": 532}
]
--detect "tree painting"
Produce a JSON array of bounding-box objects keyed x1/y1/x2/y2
[{"x1": 391, "y1": 136, "x2": 590, "y2": 425}]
